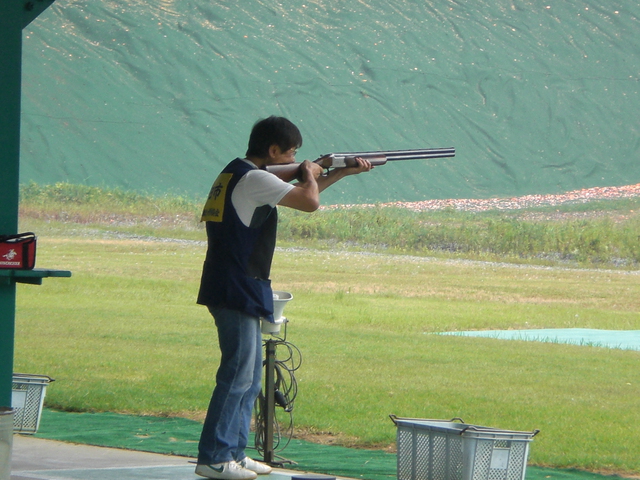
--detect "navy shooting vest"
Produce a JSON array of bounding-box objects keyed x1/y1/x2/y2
[{"x1": 197, "y1": 158, "x2": 277, "y2": 320}]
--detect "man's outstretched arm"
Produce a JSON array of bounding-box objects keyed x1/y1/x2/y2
[{"x1": 278, "y1": 158, "x2": 372, "y2": 212}]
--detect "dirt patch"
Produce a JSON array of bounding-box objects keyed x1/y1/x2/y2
[{"x1": 290, "y1": 426, "x2": 396, "y2": 453}]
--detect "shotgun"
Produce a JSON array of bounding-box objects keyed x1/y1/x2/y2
[{"x1": 267, "y1": 147, "x2": 455, "y2": 181}]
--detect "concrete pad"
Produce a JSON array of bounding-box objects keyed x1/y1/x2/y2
[
  {"x1": 11, "y1": 434, "x2": 193, "y2": 479},
  {"x1": 10, "y1": 435, "x2": 335, "y2": 480}
]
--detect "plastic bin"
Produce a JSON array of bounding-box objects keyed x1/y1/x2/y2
[
  {"x1": 12, "y1": 374, "x2": 54, "y2": 434},
  {"x1": 391, "y1": 416, "x2": 539, "y2": 480}
]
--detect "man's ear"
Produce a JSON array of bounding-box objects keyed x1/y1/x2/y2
[{"x1": 268, "y1": 144, "x2": 280, "y2": 159}]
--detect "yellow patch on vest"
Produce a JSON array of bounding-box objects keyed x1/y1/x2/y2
[{"x1": 201, "y1": 173, "x2": 232, "y2": 222}]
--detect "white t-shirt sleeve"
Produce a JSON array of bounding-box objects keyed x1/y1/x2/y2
[{"x1": 232, "y1": 168, "x2": 295, "y2": 227}]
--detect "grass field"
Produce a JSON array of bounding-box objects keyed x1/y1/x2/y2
[{"x1": 12, "y1": 184, "x2": 640, "y2": 476}]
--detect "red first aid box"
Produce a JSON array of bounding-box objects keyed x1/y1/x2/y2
[{"x1": 0, "y1": 233, "x2": 37, "y2": 269}]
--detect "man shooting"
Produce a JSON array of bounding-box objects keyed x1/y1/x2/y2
[{"x1": 195, "y1": 116, "x2": 372, "y2": 480}]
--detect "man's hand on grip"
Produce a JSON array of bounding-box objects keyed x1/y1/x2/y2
[{"x1": 300, "y1": 159, "x2": 324, "y2": 182}]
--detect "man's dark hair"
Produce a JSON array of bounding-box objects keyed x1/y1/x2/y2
[{"x1": 245, "y1": 116, "x2": 303, "y2": 158}]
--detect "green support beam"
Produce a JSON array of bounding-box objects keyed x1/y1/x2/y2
[
  {"x1": 23, "y1": 0, "x2": 56, "y2": 28},
  {"x1": 0, "y1": 0, "x2": 56, "y2": 408},
  {"x1": 0, "y1": 0, "x2": 24, "y2": 410}
]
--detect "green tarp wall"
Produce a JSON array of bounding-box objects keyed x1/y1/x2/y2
[{"x1": 20, "y1": 0, "x2": 640, "y2": 205}]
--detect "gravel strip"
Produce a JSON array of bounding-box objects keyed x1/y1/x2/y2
[{"x1": 325, "y1": 183, "x2": 640, "y2": 212}]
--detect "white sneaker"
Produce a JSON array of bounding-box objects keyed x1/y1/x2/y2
[
  {"x1": 195, "y1": 461, "x2": 258, "y2": 480},
  {"x1": 239, "y1": 457, "x2": 273, "y2": 475}
]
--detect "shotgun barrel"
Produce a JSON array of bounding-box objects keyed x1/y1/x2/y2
[
  {"x1": 315, "y1": 147, "x2": 455, "y2": 167},
  {"x1": 328, "y1": 147, "x2": 455, "y2": 160}
]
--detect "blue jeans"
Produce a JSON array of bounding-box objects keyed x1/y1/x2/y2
[{"x1": 198, "y1": 307, "x2": 263, "y2": 465}]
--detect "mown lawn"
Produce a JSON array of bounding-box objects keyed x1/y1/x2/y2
[{"x1": 13, "y1": 230, "x2": 640, "y2": 475}]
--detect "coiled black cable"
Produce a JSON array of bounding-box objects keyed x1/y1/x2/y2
[{"x1": 254, "y1": 324, "x2": 302, "y2": 456}]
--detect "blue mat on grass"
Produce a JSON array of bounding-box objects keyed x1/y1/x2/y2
[{"x1": 438, "y1": 329, "x2": 640, "y2": 351}]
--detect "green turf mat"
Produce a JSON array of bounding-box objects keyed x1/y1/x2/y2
[
  {"x1": 35, "y1": 409, "x2": 397, "y2": 480},
  {"x1": 33, "y1": 409, "x2": 622, "y2": 480},
  {"x1": 36, "y1": 409, "x2": 201, "y2": 457}
]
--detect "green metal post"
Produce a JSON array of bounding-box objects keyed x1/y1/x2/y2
[
  {"x1": 0, "y1": 0, "x2": 57, "y2": 408},
  {"x1": 0, "y1": 0, "x2": 23, "y2": 409}
]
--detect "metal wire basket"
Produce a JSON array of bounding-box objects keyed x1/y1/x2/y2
[{"x1": 391, "y1": 415, "x2": 539, "y2": 480}]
